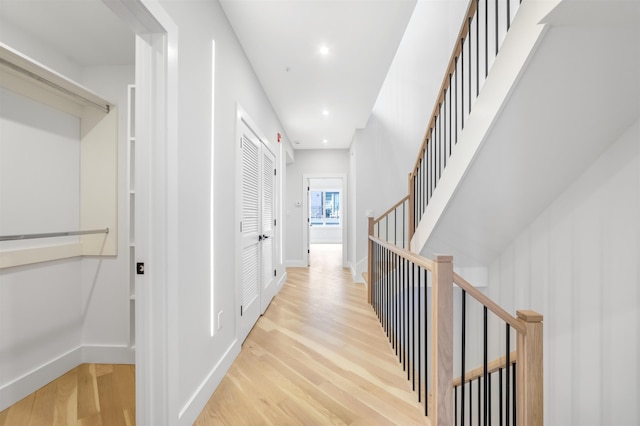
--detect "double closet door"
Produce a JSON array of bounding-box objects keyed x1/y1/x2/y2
[{"x1": 238, "y1": 121, "x2": 276, "y2": 343}]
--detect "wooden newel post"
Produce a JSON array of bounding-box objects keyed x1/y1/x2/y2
[
  {"x1": 432, "y1": 255, "x2": 453, "y2": 425},
  {"x1": 516, "y1": 310, "x2": 544, "y2": 426},
  {"x1": 367, "y1": 216, "x2": 374, "y2": 304}
]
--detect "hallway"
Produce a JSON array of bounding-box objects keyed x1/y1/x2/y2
[{"x1": 195, "y1": 244, "x2": 427, "y2": 424}]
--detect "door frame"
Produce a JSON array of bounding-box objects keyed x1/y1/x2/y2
[
  {"x1": 302, "y1": 173, "x2": 347, "y2": 267},
  {"x1": 103, "y1": 1, "x2": 178, "y2": 424}
]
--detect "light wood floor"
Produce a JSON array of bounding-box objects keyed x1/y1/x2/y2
[
  {"x1": 1, "y1": 244, "x2": 427, "y2": 425},
  {"x1": 195, "y1": 244, "x2": 427, "y2": 424},
  {"x1": 0, "y1": 363, "x2": 135, "y2": 426}
]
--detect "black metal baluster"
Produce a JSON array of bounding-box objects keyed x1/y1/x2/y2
[
  {"x1": 444, "y1": 92, "x2": 448, "y2": 168},
  {"x1": 401, "y1": 257, "x2": 405, "y2": 367},
  {"x1": 495, "y1": 0, "x2": 499, "y2": 55},
  {"x1": 411, "y1": 262, "x2": 420, "y2": 402},
  {"x1": 394, "y1": 209, "x2": 397, "y2": 246},
  {"x1": 397, "y1": 256, "x2": 400, "y2": 357},
  {"x1": 407, "y1": 259, "x2": 411, "y2": 382},
  {"x1": 455, "y1": 59, "x2": 458, "y2": 145},
  {"x1": 424, "y1": 268, "x2": 428, "y2": 416},
  {"x1": 468, "y1": 16, "x2": 472, "y2": 115},
  {"x1": 449, "y1": 73, "x2": 453, "y2": 157},
  {"x1": 506, "y1": 324, "x2": 511, "y2": 426},
  {"x1": 488, "y1": 371, "x2": 492, "y2": 426},
  {"x1": 461, "y1": 289, "x2": 467, "y2": 426},
  {"x1": 386, "y1": 249, "x2": 390, "y2": 338},
  {"x1": 485, "y1": 0, "x2": 488, "y2": 78},
  {"x1": 418, "y1": 267, "x2": 422, "y2": 402},
  {"x1": 385, "y1": 215, "x2": 389, "y2": 243},
  {"x1": 439, "y1": 103, "x2": 443, "y2": 178},
  {"x1": 512, "y1": 361, "x2": 517, "y2": 426},
  {"x1": 478, "y1": 377, "x2": 482, "y2": 426},
  {"x1": 484, "y1": 306, "x2": 489, "y2": 426},
  {"x1": 469, "y1": 365, "x2": 473, "y2": 423},
  {"x1": 476, "y1": 0, "x2": 479, "y2": 97},
  {"x1": 507, "y1": 0, "x2": 511, "y2": 30},
  {"x1": 402, "y1": 200, "x2": 406, "y2": 249},
  {"x1": 461, "y1": 37, "x2": 465, "y2": 130},
  {"x1": 499, "y1": 367, "x2": 503, "y2": 426},
  {"x1": 455, "y1": 385, "x2": 459, "y2": 425}
]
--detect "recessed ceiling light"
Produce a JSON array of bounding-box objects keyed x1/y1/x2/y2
[
  {"x1": 322, "y1": 139, "x2": 328, "y2": 144},
  {"x1": 322, "y1": 109, "x2": 329, "y2": 116},
  {"x1": 319, "y1": 45, "x2": 329, "y2": 55}
]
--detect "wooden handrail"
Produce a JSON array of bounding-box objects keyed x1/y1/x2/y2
[
  {"x1": 453, "y1": 272, "x2": 526, "y2": 335},
  {"x1": 369, "y1": 235, "x2": 435, "y2": 272},
  {"x1": 411, "y1": 0, "x2": 478, "y2": 178},
  {"x1": 373, "y1": 195, "x2": 409, "y2": 225},
  {"x1": 453, "y1": 351, "x2": 517, "y2": 387}
]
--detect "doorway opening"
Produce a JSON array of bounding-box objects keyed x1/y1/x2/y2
[{"x1": 303, "y1": 174, "x2": 347, "y2": 268}]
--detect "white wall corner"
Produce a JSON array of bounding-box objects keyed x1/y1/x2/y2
[
  {"x1": 350, "y1": 257, "x2": 368, "y2": 284},
  {"x1": 82, "y1": 345, "x2": 135, "y2": 364},
  {"x1": 177, "y1": 340, "x2": 240, "y2": 425},
  {"x1": 277, "y1": 271, "x2": 288, "y2": 290},
  {"x1": 0, "y1": 346, "x2": 82, "y2": 412},
  {"x1": 285, "y1": 259, "x2": 307, "y2": 267}
]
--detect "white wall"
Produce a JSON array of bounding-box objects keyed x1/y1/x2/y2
[
  {"x1": 154, "y1": 1, "x2": 289, "y2": 422},
  {"x1": 349, "y1": 0, "x2": 469, "y2": 281},
  {"x1": 0, "y1": 40, "x2": 134, "y2": 410},
  {"x1": 285, "y1": 149, "x2": 349, "y2": 266},
  {"x1": 79, "y1": 65, "x2": 135, "y2": 360},
  {"x1": 488, "y1": 119, "x2": 640, "y2": 426}
]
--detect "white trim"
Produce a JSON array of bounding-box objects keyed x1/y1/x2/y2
[
  {"x1": 106, "y1": 0, "x2": 178, "y2": 424},
  {"x1": 302, "y1": 173, "x2": 348, "y2": 267},
  {"x1": 82, "y1": 345, "x2": 136, "y2": 364},
  {"x1": 0, "y1": 347, "x2": 82, "y2": 412},
  {"x1": 0, "y1": 344, "x2": 135, "y2": 412},
  {"x1": 277, "y1": 271, "x2": 287, "y2": 290},
  {"x1": 177, "y1": 340, "x2": 240, "y2": 425},
  {"x1": 286, "y1": 259, "x2": 307, "y2": 267}
]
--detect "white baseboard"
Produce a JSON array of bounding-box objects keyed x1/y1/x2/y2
[
  {"x1": 285, "y1": 259, "x2": 307, "y2": 267},
  {"x1": 0, "y1": 346, "x2": 82, "y2": 412},
  {"x1": 0, "y1": 344, "x2": 136, "y2": 412},
  {"x1": 278, "y1": 271, "x2": 288, "y2": 289},
  {"x1": 351, "y1": 257, "x2": 367, "y2": 284},
  {"x1": 348, "y1": 261, "x2": 360, "y2": 283},
  {"x1": 82, "y1": 345, "x2": 135, "y2": 364},
  {"x1": 178, "y1": 340, "x2": 241, "y2": 425}
]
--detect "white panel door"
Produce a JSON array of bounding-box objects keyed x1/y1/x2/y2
[{"x1": 239, "y1": 131, "x2": 261, "y2": 342}]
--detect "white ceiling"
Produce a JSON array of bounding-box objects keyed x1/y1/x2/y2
[
  {"x1": 219, "y1": 0, "x2": 417, "y2": 149},
  {"x1": 0, "y1": 0, "x2": 417, "y2": 151}
]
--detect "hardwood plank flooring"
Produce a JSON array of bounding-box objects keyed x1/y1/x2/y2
[
  {"x1": 1, "y1": 244, "x2": 427, "y2": 425},
  {"x1": 0, "y1": 364, "x2": 135, "y2": 426},
  {"x1": 195, "y1": 244, "x2": 428, "y2": 425}
]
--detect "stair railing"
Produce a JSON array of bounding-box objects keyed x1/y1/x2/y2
[
  {"x1": 409, "y1": 0, "x2": 522, "y2": 235},
  {"x1": 367, "y1": 234, "x2": 543, "y2": 425}
]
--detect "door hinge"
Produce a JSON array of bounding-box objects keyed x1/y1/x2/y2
[
  {"x1": 308, "y1": 249, "x2": 310, "y2": 254},
  {"x1": 240, "y1": 222, "x2": 243, "y2": 232},
  {"x1": 240, "y1": 305, "x2": 243, "y2": 316},
  {"x1": 274, "y1": 269, "x2": 277, "y2": 277},
  {"x1": 274, "y1": 219, "x2": 277, "y2": 226},
  {"x1": 274, "y1": 169, "x2": 277, "y2": 176}
]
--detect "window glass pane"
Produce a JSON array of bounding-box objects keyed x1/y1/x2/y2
[
  {"x1": 325, "y1": 191, "x2": 340, "y2": 225},
  {"x1": 310, "y1": 191, "x2": 323, "y2": 225}
]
